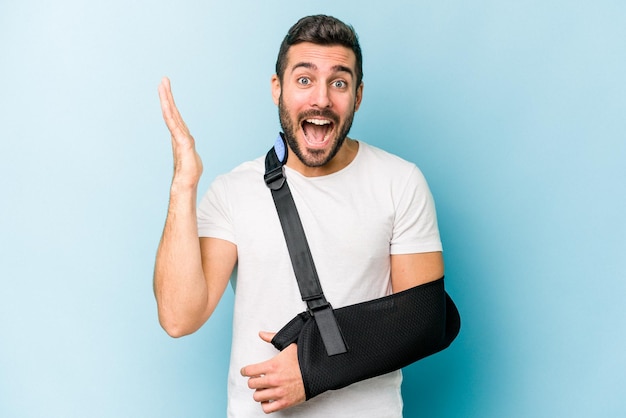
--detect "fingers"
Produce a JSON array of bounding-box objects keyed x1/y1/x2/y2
[
  {"x1": 158, "y1": 77, "x2": 176, "y2": 126},
  {"x1": 241, "y1": 359, "x2": 270, "y2": 380},
  {"x1": 158, "y1": 77, "x2": 203, "y2": 187},
  {"x1": 247, "y1": 376, "x2": 291, "y2": 413},
  {"x1": 259, "y1": 331, "x2": 276, "y2": 343},
  {"x1": 241, "y1": 343, "x2": 305, "y2": 413},
  {"x1": 158, "y1": 77, "x2": 191, "y2": 143},
  {"x1": 158, "y1": 77, "x2": 178, "y2": 120},
  {"x1": 240, "y1": 332, "x2": 277, "y2": 377},
  {"x1": 247, "y1": 374, "x2": 270, "y2": 390},
  {"x1": 261, "y1": 399, "x2": 286, "y2": 414},
  {"x1": 253, "y1": 387, "x2": 283, "y2": 405}
]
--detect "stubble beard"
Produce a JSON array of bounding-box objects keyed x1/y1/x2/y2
[{"x1": 278, "y1": 95, "x2": 355, "y2": 168}]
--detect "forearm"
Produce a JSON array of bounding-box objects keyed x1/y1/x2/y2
[
  {"x1": 154, "y1": 185, "x2": 207, "y2": 337},
  {"x1": 272, "y1": 278, "x2": 460, "y2": 400}
]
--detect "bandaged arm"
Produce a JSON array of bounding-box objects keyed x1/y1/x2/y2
[{"x1": 271, "y1": 277, "x2": 460, "y2": 400}]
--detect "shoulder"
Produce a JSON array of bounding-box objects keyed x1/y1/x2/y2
[
  {"x1": 357, "y1": 141, "x2": 418, "y2": 170},
  {"x1": 224, "y1": 155, "x2": 265, "y2": 178},
  {"x1": 355, "y1": 141, "x2": 426, "y2": 183},
  {"x1": 200, "y1": 155, "x2": 267, "y2": 212},
  {"x1": 211, "y1": 155, "x2": 265, "y2": 188}
]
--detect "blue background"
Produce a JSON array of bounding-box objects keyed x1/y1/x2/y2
[{"x1": 1, "y1": 1, "x2": 624, "y2": 416}]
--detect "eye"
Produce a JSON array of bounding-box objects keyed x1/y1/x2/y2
[
  {"x1": 297, "y1": 77, "x2": 311, "y2": 86},
  {"x1": 332, "y1": 80, "x2": 347, "y2": 89}
]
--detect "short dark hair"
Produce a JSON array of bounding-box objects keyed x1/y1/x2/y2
[{"x1": 275, "y1": 15, "x2": 363, "y2": 88}]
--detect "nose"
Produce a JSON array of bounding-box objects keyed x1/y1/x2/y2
[{"x1": 310, "y1": 83, "x2": 331, "y2": 108}]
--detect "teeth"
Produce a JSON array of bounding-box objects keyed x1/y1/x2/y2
[{"x1": 306, "y1": 119, "x2": 331, "y2": 126}]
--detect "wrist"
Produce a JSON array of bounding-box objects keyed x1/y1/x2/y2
[{"x1": 170, "y1": 177, "x2": 199, "y2": 196}]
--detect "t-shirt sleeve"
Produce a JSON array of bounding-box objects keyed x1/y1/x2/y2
[
  {"x1": 197, "y1": 175, "x2": 236, "y2": 244},
  {"x1": 390, "y1": 165, "x2": 443, "y2": 254}
]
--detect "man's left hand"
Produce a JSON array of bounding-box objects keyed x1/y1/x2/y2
[{"x1": 241, "y1": 331, "x2": 306, "y2": 413}]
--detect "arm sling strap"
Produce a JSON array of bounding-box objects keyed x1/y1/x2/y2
[{"x1": 264, "y1": 134, "x2": 461, "y2": 400}]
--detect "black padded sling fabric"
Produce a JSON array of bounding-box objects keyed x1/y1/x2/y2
[{"x1": 264, "y1": 134, "x2": 461, "y2": 400}]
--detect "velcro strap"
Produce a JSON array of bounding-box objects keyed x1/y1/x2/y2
[{"x1": 312, "y1": 305, "x2": 349, "y2": 356}]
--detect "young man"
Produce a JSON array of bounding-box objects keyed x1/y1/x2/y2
[{"x1": 154, "y1": 15, "x2": 444, "y2": 417}]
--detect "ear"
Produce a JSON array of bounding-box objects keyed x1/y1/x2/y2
[
  {"x1": 354, "y1": 82, "x2": 364, "y2": 111},
  {"x1": 271, "y1": 74, "x2": 281, "y2": 105}
]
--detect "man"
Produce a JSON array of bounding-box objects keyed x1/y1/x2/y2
[{"x1": 154, "y1": 15, "x2": 444, "y2": 417}]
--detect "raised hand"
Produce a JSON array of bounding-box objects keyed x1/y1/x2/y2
[
  {"x1": 158, "y1": 77, "x2": 203, "y2": 190},
  {"x1": 241, "y1": 331, "x2": 306, "y2": 413}
]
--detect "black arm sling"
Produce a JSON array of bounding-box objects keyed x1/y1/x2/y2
[{"x1": 264, "y1": 134, "x2": 461, "y2": 400}]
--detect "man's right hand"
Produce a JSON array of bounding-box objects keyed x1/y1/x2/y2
[
  {"x1": 158, "y1": 77, "x2": 203, "y2": 191},
  {"x1": 154, "y1": 78, "x2": 236, "y2": 338}
]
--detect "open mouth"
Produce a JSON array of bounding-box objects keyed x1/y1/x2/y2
[{"x1": 301, "y1": 118, "x2": 335, "y2": 147}]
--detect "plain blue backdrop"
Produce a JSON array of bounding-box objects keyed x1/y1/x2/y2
[{"x1": 1, "y1": 1, "x2": 624, "y2": 417}]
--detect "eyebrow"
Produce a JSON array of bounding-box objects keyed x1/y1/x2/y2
[{"x1": 291, "y1": 62, "x2": 355, "y2": 79}]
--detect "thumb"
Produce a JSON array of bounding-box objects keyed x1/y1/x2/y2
[{"x1": 259, "y1": 331, "x2": 276, "y2": 343}]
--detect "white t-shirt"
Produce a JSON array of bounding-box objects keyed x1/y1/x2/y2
[{"x1": 197, "y1": 141, "x2": 442, "y2": 418}]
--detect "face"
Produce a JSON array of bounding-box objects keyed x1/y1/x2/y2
[{"x1": 272, "y1": 42, "x2": 363, "y2": 172}]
